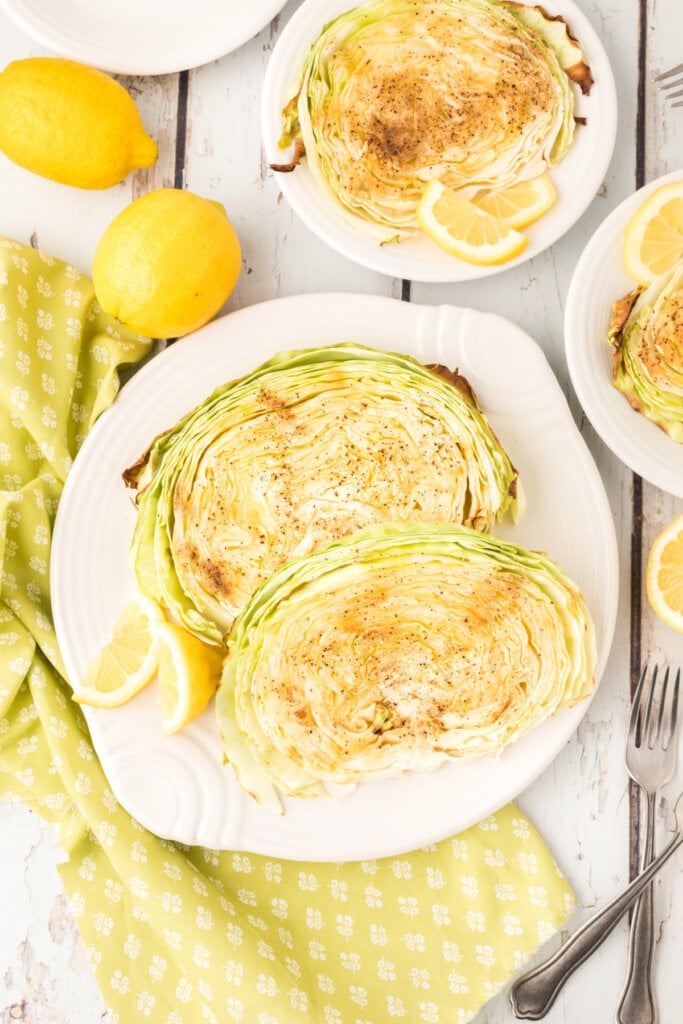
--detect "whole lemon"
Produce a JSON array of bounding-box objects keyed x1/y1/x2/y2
[
  {"x1": 0, "y1": 57, "x2": 157, "y2": 189},
  {"x1": 92, "y1": 189, "x2": 242, "y2": 339}
]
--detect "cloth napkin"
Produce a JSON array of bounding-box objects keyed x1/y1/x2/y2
[{"x1": 0, "y1": 236, "x2": 576, "y2": 1024}]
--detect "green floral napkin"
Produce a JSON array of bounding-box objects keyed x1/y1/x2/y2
[{"x1": 0, "y1": 236, "x2": 576, "y2": 1024}]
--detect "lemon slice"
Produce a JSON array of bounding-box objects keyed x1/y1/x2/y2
[
  {"x1": 471, "y1": 174, "x2": 556, "y2": 230},
  {"x1": 73, "y1": 594, "x2": 165, "y2": 708},
  {"x1": 417, "y1": 181, "x2": 528, "y2": 265},
  {"x1": 156, "y1": 622, "x2": 224, "y2": 734},
  {"x1": 623, "y1": 181, "x2": 683, "y2": 285},
  {"x1": 646, "y1": 513, "x2": 683, "y2": 632}
]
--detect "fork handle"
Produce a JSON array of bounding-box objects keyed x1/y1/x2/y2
[
  {"x1": 509, "y1": 831, "x2": 682, "y2": 1020},
  {"x1": 616, "y1": 790, "x2": 657, "y2": 1024}
]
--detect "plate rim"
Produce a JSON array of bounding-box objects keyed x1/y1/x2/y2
[
  {"x1": 565, "y1": 167, "x2": 683, "y2": 497},
  {"x1": 0, "y1": 0, "x2": 287, "y2": 75},
  {"x1": 52, "y1": 292, "x2": 619, "y2": 860},
  {"x1": 261, "y1": 0, "x2": 618, "y2": 283}
]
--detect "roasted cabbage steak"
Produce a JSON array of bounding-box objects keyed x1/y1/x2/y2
[
  {"x1": 608, "y1": 259, "x2": 683, "y2": 441},
  {"x1": 275, "y1": 0, "x2": 592, "y2": 238},
  {"x1": 216, "y1": 522, "x2": 596, "y2": 811},
  {"x1": 125, "y1": 344, "x2": 521, "y2": 643}
]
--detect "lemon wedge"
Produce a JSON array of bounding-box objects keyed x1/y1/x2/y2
[
  {"x1": 73, "y1": 595, "x2": 164, "y2": 708},
  {"x1": 417, "y1": 181, "x2": 528, "y2": 265},
  {"x1": 646, "y1": 514, "x2": 683, "y2": 633},
  {"x1": 156, "y1": 622, "x2": 224, "y2": 734},
  {"x1": 471, "y1": 174, "x2": 557, "y2": 230},
  {"x1": 623, "y1": 181, "x2": 683, "y2": 285}
]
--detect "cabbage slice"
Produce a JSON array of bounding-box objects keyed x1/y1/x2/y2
[
  {"x1": 216, "y1": 521, "x2": 596, "y2": 812},
  {"x1": 126, "y1": 344, "x2": 521, "y2": 644},
  {"x1": 277, "y1": 0, "x2": 590, "y2": 239},
  {"x1": 608, "y1": 259, "x2": 683, "y2": 441}
]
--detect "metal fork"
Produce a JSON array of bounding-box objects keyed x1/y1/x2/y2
[
  {"x1": 509, "y1": 665, "x2": 681, "y2": 1020},
  {"x1": 616, "y1": 663, "x2": 681, "y2": 1024},
  {"x1": 655, "y1": 64, "x2": 683, "y2": 106},
  {"x1": 510, "y1": 794, "x2": 683, "y2": 1019}
]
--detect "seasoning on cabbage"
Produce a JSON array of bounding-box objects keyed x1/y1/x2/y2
[
  {"x1": 216, "y1": 522, "x2": 596, "y2": 812},
  {"x1": 273, "y1": 0, "x2": 592, "y2": 239},
  {"x1": 124, "y1": 344, "x2": 522, "y2": 644},
  {"x1": 608, "y1": 259, "x2": 683, "y2": 441}
]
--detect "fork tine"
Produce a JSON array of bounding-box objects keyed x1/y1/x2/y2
[
  {"x1": 655, "y1": 77, "x2": 683, "y2": 91},
  {"x1": 662, "y1": 86, "x2": 683, "y2": 99},
  {"x1": 655, "y1": 62, "x2": 683, "y2": 81},
  {"x1": 653, "y1": 667, "x2": 670, "y2": 747},
  {"x1": 641, "y1": 665, "x2": 660, "y2": 749},
  {"x1": 627, "y1": 664, "x2": 681, "y2": 750},
  {"x1": 663, "y1": 668, "x2": 681, "y2": 750},
  {"x1": 629, "y1": 663, "x2": 650, "y2": 746}
]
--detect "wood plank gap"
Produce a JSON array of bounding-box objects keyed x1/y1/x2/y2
[
  {"x1": 635, "y1": 0, "x2": 648, "y2": 192},
  {"x1": 163, "y1": 69, "x2": 191, "y2": 349},
  {"x1": 629, "y1": 474, "x2": 644, "y2": 882},
  {"x1": 628, "y1": 0, "x2": 648, "y2": 884},
  {"x1": 174, "y1": 70, "x2": 190, "y2": 191}
]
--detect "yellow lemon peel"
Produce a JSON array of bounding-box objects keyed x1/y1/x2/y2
[
  {"x1": 92, "y1": 188, "x2": 242, "y2": 339},
  {"x1": 0, "y1": 56, "x2": 157, "y2": 189}
]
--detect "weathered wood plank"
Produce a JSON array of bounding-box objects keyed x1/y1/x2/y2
[
  {"x1": 636, "y1": 2, "x2": 683, "y2": 1014},
  {"x1": 184, "y1": 1, "x2": 402, "y2": 314},
  {"x1": 0, "y1": 18, "x2": 180, "y2": 1022},
  {"x1": 413, "y1": 0, "x2": 641, "y2": 1018},
  {"x1": 0, "y1": 803, "x2": 106, "y2": 1022}
]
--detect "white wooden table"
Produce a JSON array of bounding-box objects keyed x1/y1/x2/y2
[{"x1": 2, "y1": 1, "x2": 683, "y2": 1020}]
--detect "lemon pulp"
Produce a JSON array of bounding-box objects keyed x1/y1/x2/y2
[
  {"x1": 646, "y1": 514, "x2": 683, "y2": 633},
  {"x1": 417, "y1": 181, "x2": 528, "y2": 265}
]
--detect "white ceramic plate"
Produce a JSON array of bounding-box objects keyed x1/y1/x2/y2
[
  {"x1": 52, "y1": 293, "x2": 618, "y2": 860},
  {"x1": 261, "y1": 0, "x2": 617, "y2": 283},
  {"x1": 0, "y1": 0, "x2": 286, "y2": 75},
  {"x1": 565, "y1": 170, "x2": 683, "y2": 497}
]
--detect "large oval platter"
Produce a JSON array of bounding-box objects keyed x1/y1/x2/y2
[{"x1": 52, "y1": 293, "x2": 618, "y2": 859}]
